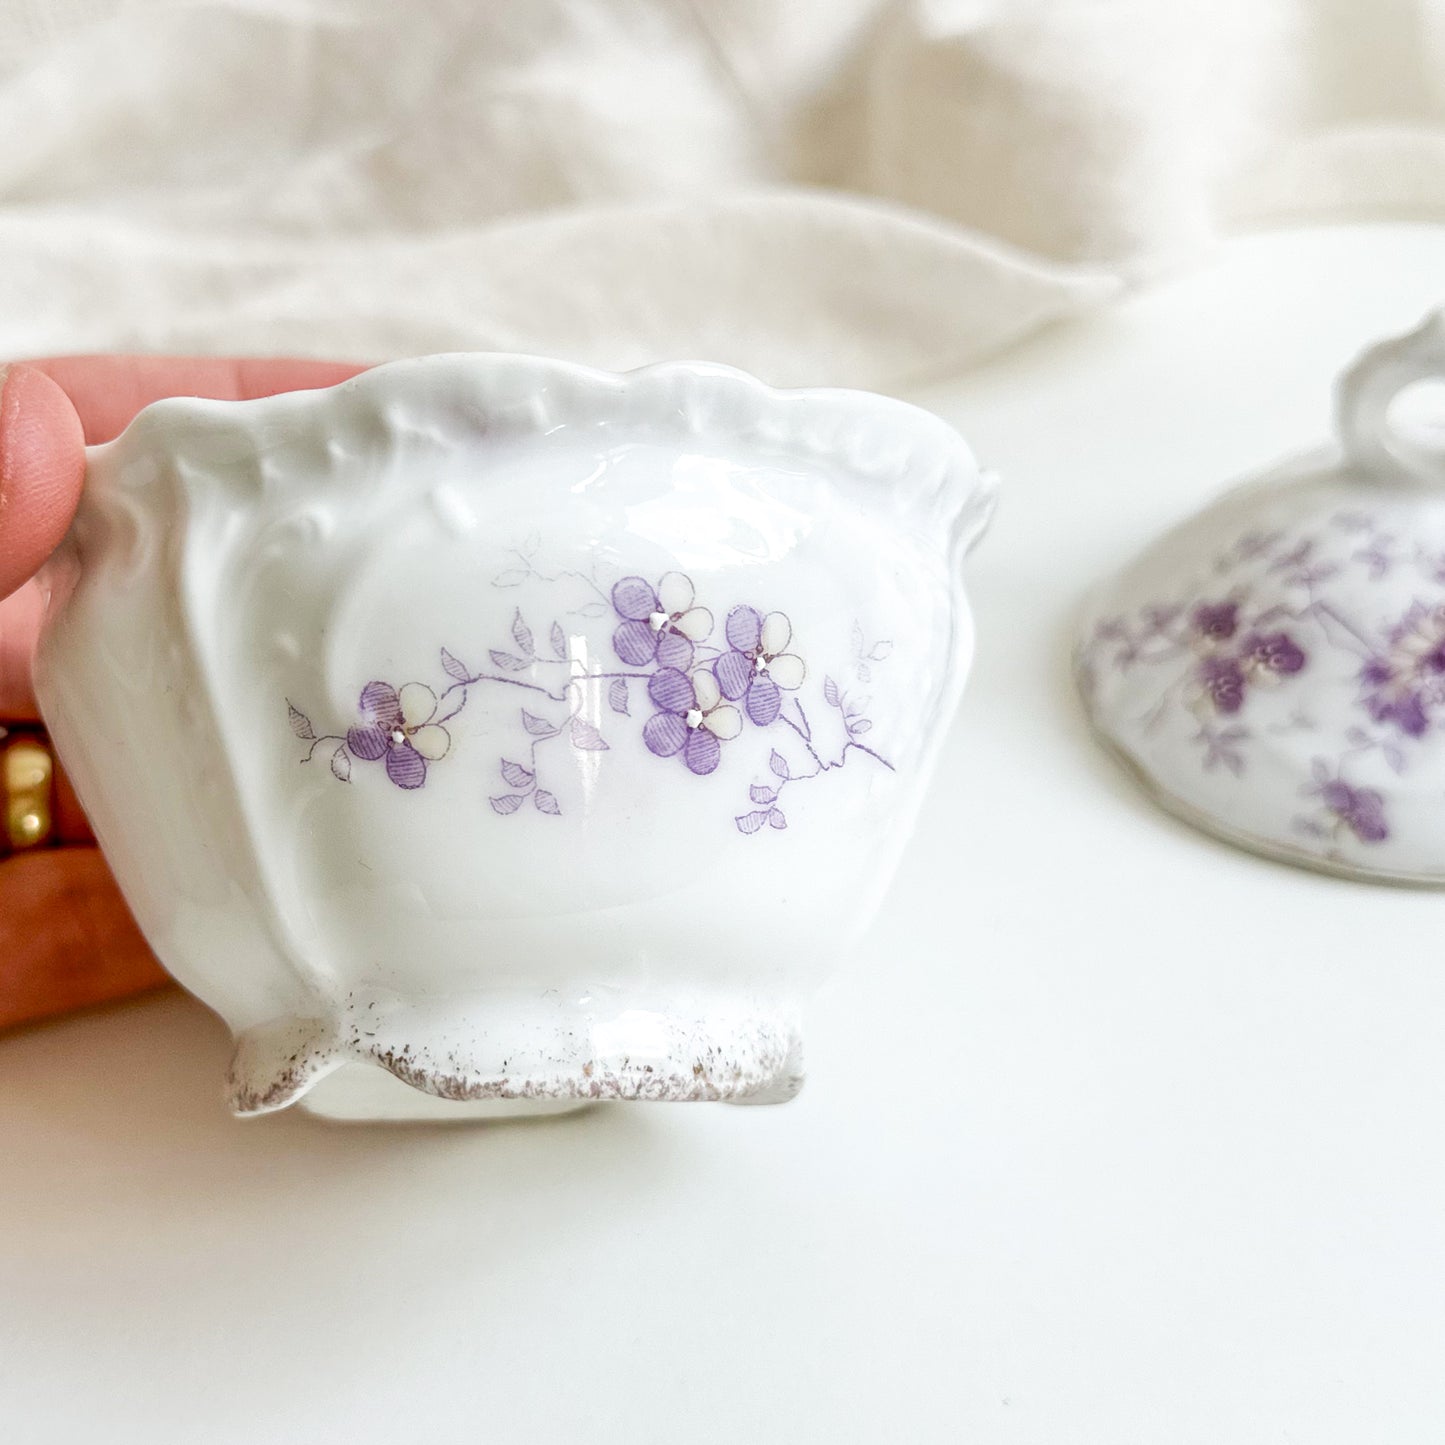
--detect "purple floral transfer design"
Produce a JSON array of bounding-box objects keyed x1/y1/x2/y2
[
  {"x1": 1358, "y1": 601, "x2": 1445, "y2": 738},
  {"x1": 1299, "y1": 762, "x2": 1389, "y2": 845},
  {"x1": 715, "y1": 606, "x2": 807, "y2": 726},
  {"x1": 611, "y1": 572, "x2": 712, "y2": 671},
  {"x1": 642, "y1": 666, "x2": 742, "y2": 775},
  {"x1": 288, "y1": 551, "x2": 893, "y2": 833},
  {"x1": 733, "y1": 673, "x2": 892, "y2": 834},
  {"x1": 346, "y1": 681, "x2": 452, "y2": 789},
  {"x1": 1070, "y1": 507, "x2": 1445, "y2": 853},
  {"x1": 1090, "y1": 591, "x2": 1311, "y2": 739}
]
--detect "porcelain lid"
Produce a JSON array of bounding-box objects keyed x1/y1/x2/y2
[{"x1": 1078, "y1": 310, "x2": 1445, "y2": 884}]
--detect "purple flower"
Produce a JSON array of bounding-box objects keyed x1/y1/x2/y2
[
  {"x1": 611, "y1": 572, "x2": 713, "y2": 670},
  {"x1": 641, "y1": 666, "x2": 742, "y2": 775},
  {"x1": 1192, "y1": 601, "x2": 1239, "y2": 643},
  {"x1": 1360, "y1": 602, "x2": 1445, "y2": 737},
  {"x1": 1363, "y1": 687, "x2": 1430, "y2": 738},
  {"x1": 1321, "y1": 780, "x2": 1388, "y2": 843},
  {"x1": 346, "y1": 681, "x2": 451, "y2": 789},
  {"x1": 714, "y1": 607, "x2": 807, "y2": 726},
  {"x1": 1197, "y1": 656, "x2": 1246, "y2": 715},
  {"x1": 1242, "y1": 630, "x2": 1307, "y2": 677}
]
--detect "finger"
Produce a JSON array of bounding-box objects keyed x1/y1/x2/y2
[
  {"x1": 0, "y1": 580, "x2": 43, "y2": 718},
  {"x1": 0, "y1": 366, "x2": 85, "y2": 601},
  {"x1": 1, "y1": 585, "x2": 94, "y2": 841},
  {"x1": 0, "y1": 846, "x2": 169, "y2": 1032},
  {"x1": 1, "y1": 357, "x2": 367, "y2": 599},
  {"x1": 29, "y1": 355, "x2": 368, "y2": 444}
]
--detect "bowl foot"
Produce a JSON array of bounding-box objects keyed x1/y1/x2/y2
[
  {"x1": 296, "y1": 1064, "x2": 597, "y2": 1123},
  {"x1": 226, "y1": 990, "x2": 805, "y2": 1119}
]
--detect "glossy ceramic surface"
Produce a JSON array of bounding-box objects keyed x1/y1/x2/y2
[
  {"x1": 1079, "y1": 311, "x2": 1445, "y2": 884},
  {"x1": 34, "y1": 355, "x2": 994, "y2": 1119}
]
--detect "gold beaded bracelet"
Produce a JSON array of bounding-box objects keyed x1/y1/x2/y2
[{"x1": 0, "y1": 725, "x2": 56, "y2": 855}]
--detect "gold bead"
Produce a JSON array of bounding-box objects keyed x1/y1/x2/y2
[{"x1": 3, "y1": 736, "x2": 54, "y2": 851}]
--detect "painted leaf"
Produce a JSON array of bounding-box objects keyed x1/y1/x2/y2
[
  {"x1": 749, "y1": 784, "x2": 777, "y2": 805},
  {"x1": 534, "y1": 789, "x2": 561, "y2": 816},
  {"x1": 608, "y1": 678, "x2": 630, "y2": 716},
  {"x1": 494, "y1": 568, "x2": 529, "y2": 588},
  {"x1": 576, "y1": 602, "x2": 609, "y2": 618},
  {"x1": 570, "y1": 718, "x2": 610, "y2": 751},
  {"x1": 823, "y1": 676, "x2": 840, "y2": 707},
  {"x1": 769, "y1": 750, "x2": 790, "y2": 779},
  {"x1": 440, "y1": 648, "x2": 471, "y2": 682},
  {"x1": 489, "y1": 650, "x2": 529, "y2": 671},
  {"x1": 869, "y1": 642, "x2": 894, "y2": 661},
  {"x1": 512, "y1": 609, "x2": 535, "y2": 657},
  {"x1": 852, "y1": 621, "x2": 865, "y2": 655},
  {"x1": 735, "y1": 810, "x2": 768, "y2": 835},
  {"x1": 330, "y1": 744, "x2": 351, "y2": 782},
  {"x1": 522, "y1": 710, "x2": 559, "y2": 738},
  {"x1": 850, "y1": 719, "x2": 873, "y2": 734},
  {"x1": 768, "y1": 808, "x2": 787, "y2": 830},
  {"x1": 551, "y1": 622, "x2": 567, "y2": 659},
  {"x1": 857, "y1": 663, "x2": 871, "y2": 683},
  {"x1": 287, "y1": 703, "x2": 315, "y2": 740},
  {"x1": 500, "y1": 759, "x2": 535, "y2": 789},
  {"x1": 489, "y1": 794, "x2": 526, "y2": 815}
]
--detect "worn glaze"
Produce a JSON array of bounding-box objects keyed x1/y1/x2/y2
[
  {"x1": 1079, "y1": 311, "x2": 1445, "y2": 884},
  {"x1": 34, "y1": 355, "x2": 994, "y2": 1119}
]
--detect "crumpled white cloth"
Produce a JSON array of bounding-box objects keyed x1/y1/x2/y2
[{"x1": 0, "y1": 0, "x2": 1441, "y2": 387}]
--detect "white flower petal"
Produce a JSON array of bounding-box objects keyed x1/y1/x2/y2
[
  {"x1": 760, "y1": 611, "x2": 792, "y2": 655},
  {"x1": 656, "y1": 571, "x2": 695, "y2": 615},
  {"x1": 672, "y1": 606, "x2": 711, "y2": 642},
  {"x1": 692, "y1": 669, "x2": 721, "y2": 712},
  {"x1": 702, "y1": 704, "x2": 743, "y2": 740},
  {"x1": 399, "y1": 682, "x2": 438, "y2": 727},
  {"x1": 407, "y1": 724, "x2": 451, "y2": 760},
  {"x1": 766, "y1": 652, "x2": 806, "y2": 689}
]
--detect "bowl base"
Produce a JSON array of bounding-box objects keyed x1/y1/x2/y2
[
  {"x1": 225, "y1": 991, "x2": 805, "y2": 1119},
  {"x1": 296, "y1": 1063, "x2": 597, "y2": 1123}
]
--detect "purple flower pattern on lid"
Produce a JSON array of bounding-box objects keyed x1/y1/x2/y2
[
  {"x1": 1192, "y1": 601, "x2": 1239, "y2": 642},
  {"x1": 1359, "y1": 601, "x2": 1445, "y2": 739},
  {"x1": 1320, "y1": 778, "x2": 1388, "y2": 843},
  {"x1": 288, "y1": 556, "x2": 893, "y2": 834},
  {"x1": 1243, "y1": 631, "x2": 1307, "y2": 677},
  {"x1": 1197, "y1": 655, "x2": 1247, "y2": 715},
  {"x1": 1072, "y1": 508, "x2": 1445, "y2": 854}
]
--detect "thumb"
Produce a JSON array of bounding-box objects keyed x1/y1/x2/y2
[{"x1": 0, "y1": 364, "x2": 86, "y2": 601}]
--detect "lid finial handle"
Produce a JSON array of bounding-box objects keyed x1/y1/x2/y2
[{"x1": 1337, "y1": 309, "x2": 1445, "y2": 487}]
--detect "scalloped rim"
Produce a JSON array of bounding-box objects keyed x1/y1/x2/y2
[{"x1": 96, "y1": 352, "x2": 993, "y2": 554}]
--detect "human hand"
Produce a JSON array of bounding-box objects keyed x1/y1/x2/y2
[{"x1": 0, "y1": 356, "x2": 365, "y2": 1031}]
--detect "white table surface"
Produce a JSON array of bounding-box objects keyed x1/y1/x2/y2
[{"x1": 4, "y1": 223, "x2": 1445, "y2": 1445}]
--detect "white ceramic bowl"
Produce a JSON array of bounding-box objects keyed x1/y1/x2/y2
[
  {"x1": 35, "y1": 355, "x2": 994, "y2": 1119},
  {"x1": 1078, "y1": 311, "x2": 1445, "y2": 885}
]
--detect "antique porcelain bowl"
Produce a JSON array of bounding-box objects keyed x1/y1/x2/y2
[
  {"x1": 1078, "y1": 311, "x2": 1445, "y2": 884},
  {"x1": 34, "y1": 355, "x2": 995, "y2": 1120}
]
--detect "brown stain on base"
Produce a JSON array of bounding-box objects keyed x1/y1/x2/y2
[{"x1": 226, "y1": 1017, "x2": 804, "y2": 1116}]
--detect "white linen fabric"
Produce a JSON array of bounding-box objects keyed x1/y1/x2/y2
[{"x1": 0, "y1": 0, "x2": 1440, "y2": 385}]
